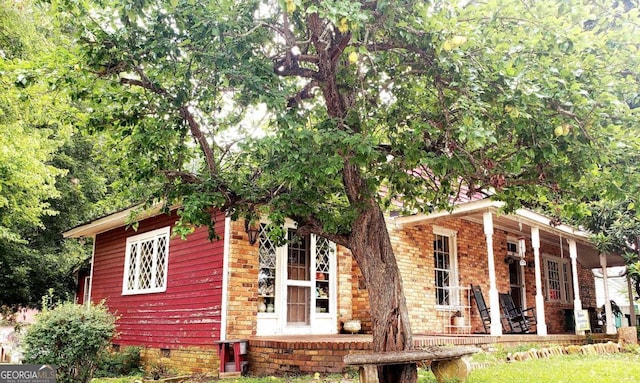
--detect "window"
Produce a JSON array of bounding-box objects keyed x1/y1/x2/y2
[
  {"x1": 256, "y1": 221, "x2": 337, "y2": 335},
  {"x1": 314, "y1": 236, "x2": 332, "y2": 315},
  {"x1": 433, "y1": 227, "x2": 458, "y2": 306},
  {"x1": 544, "y1": 255, "x2": 572, "y2": 303},
  {"x1": 258, "y1": 224, "x2": 277, "y2": 312},
  {"x1": 122, "y1": 227, "x2": 170, "y2": 295},
  {"x1": 507, "y1": 239, "x2": 519, "y2": 258}
]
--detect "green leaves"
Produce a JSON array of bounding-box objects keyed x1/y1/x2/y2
[
  {"x1": 49, "y1": 0, "x2": 639, "y2": 244},
  {"x1": 23, "y1": 301, "x2": 117, "y2": 383}
]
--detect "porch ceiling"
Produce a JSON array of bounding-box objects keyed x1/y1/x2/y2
[{"x1": 394, "y1": 199, "x2": 626, "y2": 269}]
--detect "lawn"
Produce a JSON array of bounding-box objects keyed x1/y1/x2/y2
[
  {"x1": 92, "y1": 350, "x2": 640, "y2": 383},
  {"x1": 423, "y1": 352, "x2": 640, "y2": 383}
]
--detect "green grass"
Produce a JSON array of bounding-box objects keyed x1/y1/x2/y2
[
  {"x1": 418, "y1": 352, "x2": 640, "y2": 383},
  {"x1": 91, "y1": 351, "x2": 640, "y2": 383}
]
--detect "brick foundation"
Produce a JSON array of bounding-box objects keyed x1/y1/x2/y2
[
  {"x1": 246, "y1": 333, "x2": 612, "y2": 376},
  {"x1": 140, "y1": 347, "x2": 218, "y2": 375},
  {"x1": 248, "y1": 338, "x2": 370, "y2": 376}
]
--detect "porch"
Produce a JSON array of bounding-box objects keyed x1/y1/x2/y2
[{"x1": 245, "y1": 332, "x2": 617, "y2": 376}]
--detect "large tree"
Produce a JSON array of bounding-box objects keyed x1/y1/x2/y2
[{"x1": 58, "y1": 0, "x2": 639, "y2": 381}]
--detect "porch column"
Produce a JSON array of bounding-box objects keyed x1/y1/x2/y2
[
  {"x1": 483, "y1": 211, "x2": 502, "y2": 336},
  {"x1": 567, "y1": 239, "x2": 583, "y2": 334},
  {"x1": 627, "y1": 273, "x2": 637, "y2": 327},
  {"x1": 600, "y1": 254, "x2": 616, "y2": 334},
  {"x1": 531, "y1": 227, "x2": 548, "y2": 335}
]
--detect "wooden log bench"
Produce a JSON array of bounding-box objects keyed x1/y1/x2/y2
[{"x1": 343, "y1": 346, "x2": 480, "y2": 383}]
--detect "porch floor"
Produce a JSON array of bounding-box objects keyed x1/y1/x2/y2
[{"x1": 245, "y1": 332, "x2": 617, "y2": 376}]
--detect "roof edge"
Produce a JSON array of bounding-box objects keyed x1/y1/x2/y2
[
  {"x1": 394, "y1": 199, "x2": 505, "y2": 227},
  {"x1": 394, "y1": 199, "x2": 592, "y2": 242},
  {"x1": 63, "y1": 204, "x2": 176, "y2": 238}
]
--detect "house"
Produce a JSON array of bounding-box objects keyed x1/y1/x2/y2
[{"x1": 63, "y1": 198, "x2": 624, "y2": 375}]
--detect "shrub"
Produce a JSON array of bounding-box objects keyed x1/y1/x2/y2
[
  {"x1": 96, "y1": 346, "x2": 143, "y2": 377},
  {"x1": 22, "y1": 301, "x2": 116, "y2": 383}
]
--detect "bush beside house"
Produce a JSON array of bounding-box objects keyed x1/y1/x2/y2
[{"x1": 22, "y1": 301, "x2": 116, "y2": 383}]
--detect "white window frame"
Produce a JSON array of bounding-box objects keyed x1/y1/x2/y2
[
  {"x1": 433, "y1": 226, "x2": 459, "y2": 308},
  {"x1": 83, "y1": 276, "x2": 91, "y2": 307},
  {"x1": 506, "y1": 237, "x2": 519, "y2": 258},
  {"x1": 543, "y1": 254, "x2": 572, "y2": 303},
  {"x1": 122, "y1": 227, "x2": 170, "y2": 295},
  {"x1": 506, "y1": 236, "x2": 528, "y2": 308},
  {"x1": 256, "y1": 220, "x2": 338, "y2": 335}
]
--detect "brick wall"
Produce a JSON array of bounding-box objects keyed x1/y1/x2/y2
[
  {"x1": 247, "y1": 339, "x2": 369, "y2": 376},
  {"x1": 223, "y1": 215, "x2": 598, "y2": 339},
  {"x1": 337, "y1": 246, "x2": 355, "y2": 330},
  {"x1": 350, "y1": 253, "x2": 370, "y2": 333},
  {"x1": 351, "y1": 215, "x2": 598, "y2": 335},
  {"x1": 224, "y1": 220, "x2": 357, "y2": 338},
  {"x1": 225, "y1": 219, "x2": 259, "y2": 338},
  {"x1": 246, "y1": 334, "x2": 594, "y2": 377},
  {"x1": 140, "y1": 346, "x2": 218, "y2": 375}
]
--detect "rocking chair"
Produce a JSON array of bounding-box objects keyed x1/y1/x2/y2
[
  {"x1": 499, "y1": 292, "x2": 537, "y2": 334},
  {"x1": 470, "y1": 285, "x2": 492, "y2": 333}
]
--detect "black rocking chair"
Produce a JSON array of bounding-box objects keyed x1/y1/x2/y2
[
  {"x1": 470, "y1": 285, "x2": 492, "y2": 333},
  {"x1": 499, "y1": 292, "x2": 537, "y2": 334}
]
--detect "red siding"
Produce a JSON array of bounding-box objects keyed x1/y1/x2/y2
[{"x1": 90, "y1": 211, "x2": 225, "y2": 349}]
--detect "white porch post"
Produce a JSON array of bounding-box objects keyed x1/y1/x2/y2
[
  {"x1": 600, "y1": 254, "x2": 616, "y2": 334},
  {"x1": 567, "y1": 239, "x2": 583, "y2": 334},
  {"x1": 627, "y1": 274, "x2": 637, "y2": 327},
  {"x1": 531, "y1": 227, "x2": 548, "y2": 335},
  {"x1": 483, "y1": 211, "x2": 502, "y2": 336}
]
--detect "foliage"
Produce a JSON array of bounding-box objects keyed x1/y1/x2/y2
[
  {"x1": 0, "y1": 0, "x2": 71, "y2": 242},
  {"x1": 577, "y1": 199, "x2": 640, "y2": 298},
  {"x1": 0, "y1": 240, "x2": 77, "y2": 309},
  {"x1": 95, "y1": 346, "x2": 143, "y2": 378},
  {"x1": 22, "y1": 301, "x2": 117, "y2": 383},
  {"x1": 0, "y1": 0, "x2": 134, "y2": 312},
  {"x1": 55, "y1": 0, "x2": 639, "y2": 380},
  {"x1": 54, "y1": 0, "x2": 640, "y2": 243}
]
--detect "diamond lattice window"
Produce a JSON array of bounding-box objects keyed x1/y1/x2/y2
[
  {"x1": 258, "y1": 224, "x2": 277, "y2": 307},
  {"x1": 123, "y1": 227, "x2": 170, "y2": 295},
  {"x1": 315, "y1": 237, "x2": 331, "y2": 273}
]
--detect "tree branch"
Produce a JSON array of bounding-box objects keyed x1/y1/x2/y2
[
  {"x1": 178, "y1": 105, "x2": 218, "y2": 175},
  {"x1": 294, "y1": 216, "x2": 350, "y2": 248},
  {"x1": 287, "y1": 79, "x2": 320, "y2": 108}
]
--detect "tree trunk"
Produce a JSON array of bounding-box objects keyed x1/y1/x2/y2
[{"x1": 349, "y1": 202, "x2": 416, "y2": 383}]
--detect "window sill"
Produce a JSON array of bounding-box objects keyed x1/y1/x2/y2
[
  {"x1": 121, "y1": 288, "x2": 167, "y2": 295},
  {"x1": 435, "y1": 305, "x2": 466, "y2": 312}
]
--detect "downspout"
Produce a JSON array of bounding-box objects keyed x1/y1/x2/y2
[
  {"x1": 220, "y1": 215, "x2": 232, "y2": 340},
  {"x1": 483, "y1": 211, "x2": 502, "y2": 336},
  {"x1": 531, "y1": 227, "x2": 548, "y2": 335}
]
